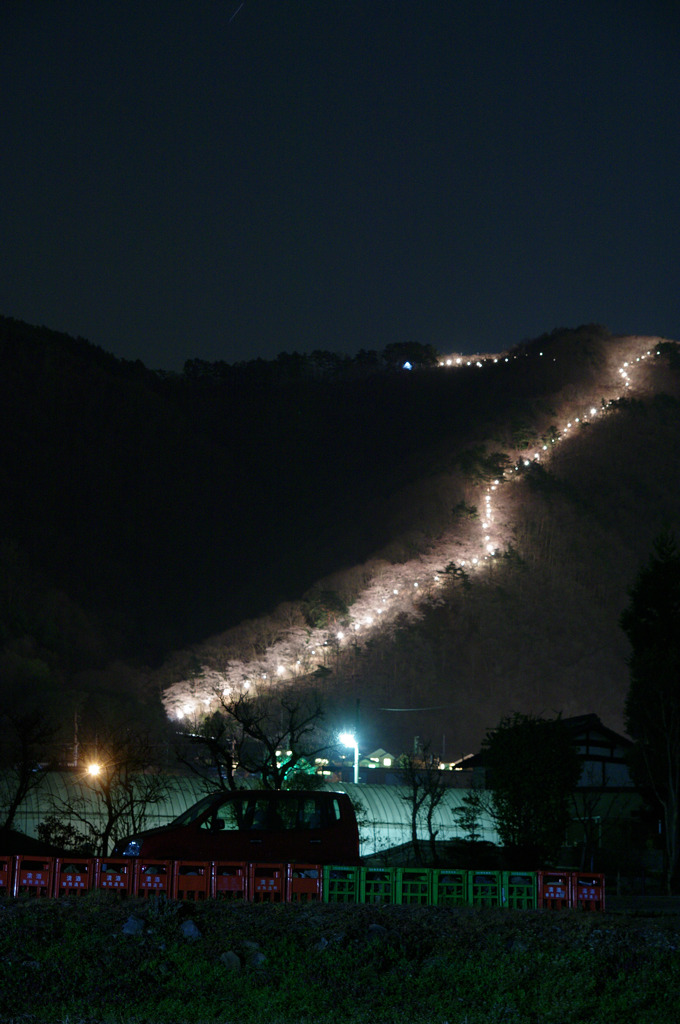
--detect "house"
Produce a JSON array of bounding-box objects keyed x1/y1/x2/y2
[
  {"x1": 466, "y1": 714, "x2": 634, "y2": 790},
  {"x1": 562, "y1": 714, "x2": 635, "y2": 789},
  {"x1": 466, "y1": 714, "x2": 648, "y2": 873}
]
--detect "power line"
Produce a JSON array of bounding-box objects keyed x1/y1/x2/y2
[{"x1": 377, "y1": 706, "x2": 450, "y2": 712}]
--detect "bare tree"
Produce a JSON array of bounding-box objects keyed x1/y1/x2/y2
[
  {"x1": 48, "y1": 722, "x2": 169, "y2": 855},
  {"x1": 0, "y1": 705, "x2": 57, "y2": 831},
  {"x1": 177, "y1": 685, "x2": 330, "y2": 791},
  {"x1": 570, "y1": 764, "x2": 634, "y2": 872},
  {"x1": 399, "y1": 741, "x2": 448, "y2": 865}
]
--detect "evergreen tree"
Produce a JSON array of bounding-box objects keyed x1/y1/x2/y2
[
  {"x1": 620, "y1": 531, "x2": 680, "y2": 893},
  {"x1": 482, "y1": 713, "x2": 580, "y2": 867}
]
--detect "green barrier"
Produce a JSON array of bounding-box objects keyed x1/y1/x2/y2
[
  {"x1": 431, "y1": 869, "x2": 468, "y2": 906},
  {"x1": 468, "y1": 870, "x2": 502, "y2": 907},
  {"x1": 396, "y1": 867, "x2": 432, "y2": 905},
  {"x1": 362, "y1": 866, "x2": 397, "y2": 904},
  {"x1": 323, "y1": 865, "x2": 362, "y2": 903},
  {"x1": 502, "y1": 871, "x2": 537, "y2": 909}
]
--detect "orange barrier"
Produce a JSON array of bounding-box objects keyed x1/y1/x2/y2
[
  {"x1": 95, "y1": 858, "x2": 136, "y2": 895},
  {"x1": 537, "y1": 871, "x2": 572, "y2": 909},
  {"x1": 54, "y1": 857, "x2": 95, "y2": 896},
  {"x1": 12, "y1": 856, "x2": 54, "y2": 898},
  {"x1": 0, "y1": 856, "x2": 12, "y2": 895},
  {"x1": 572, "y1": 873, "x2": 605, "y2": 911},
  {"x1": 134, "y1": 860, "x2": 173, "y2": 898},
  {"x1": 173, "y1": 860, "x2": 211, "y2": 901},
  {"x1": 249, "y1": 862, "x2": 285, "y2": 902},
  {"x1": 212, "y1": 861, "x2": 248, "y2": 900},
  {"x1": 287, "y1": 863, "x2": 323, "y2": 902}
]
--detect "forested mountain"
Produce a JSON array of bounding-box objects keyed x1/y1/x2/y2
[{"x1": 1, "y1": 316, "x2": 679, "y2": 757}]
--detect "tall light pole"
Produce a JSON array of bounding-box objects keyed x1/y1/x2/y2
[{"x1": 339, "y1": 732, "x2": 359, "y2": 784}]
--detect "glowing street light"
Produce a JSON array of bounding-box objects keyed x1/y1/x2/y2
[
  {"x1": 339, "y1": 731, "x2": 359, "y2": 784},
  {"x1": 87, "y1": 762, "x2": 101, "y2": 777}
]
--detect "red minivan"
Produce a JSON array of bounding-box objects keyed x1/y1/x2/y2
[{"x1": 113, "y1": 789, "x2": 360, "y2": 864}]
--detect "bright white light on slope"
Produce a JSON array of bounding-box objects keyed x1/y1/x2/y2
[{"x1": 163, "y1": 336, "x2": 670, "y2": 720}]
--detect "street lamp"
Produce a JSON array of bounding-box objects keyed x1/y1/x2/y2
[{"x1": 339, "y1": 731, "x2": 359, "y2": 784}]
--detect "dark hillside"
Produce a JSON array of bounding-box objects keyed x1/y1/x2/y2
[
  {"x1": 0, "y1": 318, "x2": 618, "y2": 661},
  {"x1": 0, "y1": 317, "x2": 237, "y2": 654},
  {"x1": 2, "y1": 316, "x2": 678, "y2": 755}
]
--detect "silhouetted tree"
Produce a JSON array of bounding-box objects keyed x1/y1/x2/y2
[
  {"x1": 0, "y1": 705, "x2": 57, "y2": 831},
  {"x1": 482, "y1": 713, "x2": 580, "y2": 867},
  {"x1": 399, "y1": 741, "x2": 448, "y2": 865},
  {"x1": 620, "y1": 531, "x2": 680, "y2": 893}
]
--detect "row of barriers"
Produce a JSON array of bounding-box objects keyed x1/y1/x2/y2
[
  {"x1": 326, "y1": 867, "x2": 604, "y2": 910},
  {"x1": 0, "y1": 855, "x2": 605, "y2": 909}
]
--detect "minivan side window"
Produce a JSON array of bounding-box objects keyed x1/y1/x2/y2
[
  {"x1": 199, "y1": 792, "x2": 343, "y2": 832},
  {"x1": 298, "y1": 797, "x2": 321, "y2": 829}
]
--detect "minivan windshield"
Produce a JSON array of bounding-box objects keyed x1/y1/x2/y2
[{"x1": 171, "y1": 793, "x2": 219, "y2": 827}]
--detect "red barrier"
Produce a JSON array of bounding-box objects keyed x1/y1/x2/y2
[
  {"x1": 173, "y1": 861, "x2": 211, "y2": 901},
  {"x1": 12, "y1": 856, "x2": 55, "y2": 897},
  {"x1": 95, "y1": 858, "x2": 136, "y2": 895},
  {"x1": 134, "y1": 860, "x2": 173, "y2": 898},
  {"x1": 0, "y1": 856, "x2": 12, "y2": 895},
  {"x1": 211, "y1": 861, "x2": 248, "y2": 900},
  {"x1": 572, "y1": 873, "x2": 605, "y2": 911},
  {"x1": 249, "y1": 863, "x2": 285, "y2": 903},
  {"x1": 55, "y1": 858, "x2": 95, "y2": 896},
  {"x1": 286, "y1": 863, "x2": 323, "y2": 902},
  {"x1": 537, "y1": 871, "x2": 571, "y2": 910}
]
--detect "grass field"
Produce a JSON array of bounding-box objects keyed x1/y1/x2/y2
[{"x1": 1, "y1": 895, "x2": 679, "y2": 1023}]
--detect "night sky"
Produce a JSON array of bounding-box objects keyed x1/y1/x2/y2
[{"x1": 2, "y1": 1, "x2": 679, "y2": 371}]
